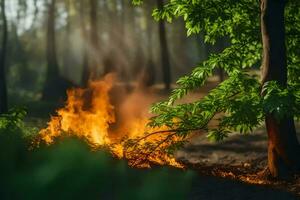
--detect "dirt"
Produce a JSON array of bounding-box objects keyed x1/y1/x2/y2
[
  {"x1": 176, "y1": 129, "x2": 268, "y2": 168},
  {"x1": 188, "y1": 175, "x2": 298, "y2": 200},
  {"x1": 175, "y1": 127, "x2": 300, "y2": 199}
]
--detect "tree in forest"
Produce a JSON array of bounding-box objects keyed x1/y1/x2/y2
[
  {"x1": 88, "y1": 0, "x2": 100, "y2": 77},
  {"x1": 42, "y1": 0, "x2": 74, "y2": 100},
  {"x1": 260, "y1": 0, "x2": 300, "y2": 177},
  {"x1": 81, "y1": 0, "x2": 102, "y2": 86},
  {"x1": 133, "y1": 0, "x2": 300, "y2": 178},
  {"x1": 156, "y1": 0, "x2": 171, "y2": 91},
  {"x1": 80, "y1": 0, "x2": 90, "y2": 86},
  {"x1": 42, "y1": 0, "x2": 60, "y2": 100},
  {"x1": 138, "y1": 1, "x2": 156, "y2": 88},
  {"x1": 62, "y1": 0, "x2": 74, "y2": 80},
  {"x1": 0, "y1": 0, "x2": 7, "y2": 113}
]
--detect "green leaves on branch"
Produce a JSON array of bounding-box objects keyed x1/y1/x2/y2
[
  {"x1": 0, "y1": 107, "x2": 37, "y2": 138},
  {"x1": 132, "y1": 0, "x2": 143, "y2": 6},
  {"x1": 150, "y1": 72, "x2": 264, "y2": 140},
  {"x1": 151, "y1": 74, "x2": 299, "y2": 143},
  {"x1": 0, "y1": 107, "x2": 27, "y2": 130},
  {"x1": 132, "y1": 0, "x2": 300, "y2": 147},
  {"x1": 262, "y1": 82, "x2": 298, "y2": 121}
]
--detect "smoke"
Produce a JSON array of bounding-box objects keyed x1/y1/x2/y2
[{"x1": 107, "y1": 72, "x2": 161, "y2": 138}]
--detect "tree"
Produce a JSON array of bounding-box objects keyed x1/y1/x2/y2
[
  {"x1": 157, "y1": 0, "x2": 171, "y2": 90},
  {"x1": 80, "y1": 0, "x2": 89, "y2": 86},
  {"x1": 42, "y1": 0, "x2": 60, "y2": 99},
  {"x1": 42, "y1": 0, "x2": 74, "y2": 100},
  {"x1": 133, "y1": 0, "x2": 300, "y2": 178},
  {"x1": 88, "y1": 0, "x2": 100, "y2": 79},
  {"x1": 0, "y1": 0, "x2": 7, "y2": 113},
  {"x1": 62, "y1": 0, "x2": 74, "y2": 80},
  {"x1": 260, "y1": 0, "x2": 300, "y2": 177},
  {"x1": 81, "y1": 0, "x2": 101, "y2": 85},
  {"x1": 139, "y1": 1, "x2": 156, "y2": 88}
]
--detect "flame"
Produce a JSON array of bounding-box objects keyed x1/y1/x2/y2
[{"x1": 39, "y1": 74, "x2": 183, "y2": 168}]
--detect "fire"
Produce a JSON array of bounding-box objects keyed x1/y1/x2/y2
[{"x1": 39, "y1": 74, "x2": 183, "y2": 168}]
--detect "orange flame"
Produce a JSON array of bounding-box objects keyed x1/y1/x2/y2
[{"x1": 39, "y1": 74, "x2": 183, "y2": 168}]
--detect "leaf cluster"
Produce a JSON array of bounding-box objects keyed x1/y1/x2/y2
[
  {"x1": 131, "y1": 1, "x2": 300, "y2": 146},
  {"x1": 0, "y1": 107, "x2": 37, "y2": 138}
]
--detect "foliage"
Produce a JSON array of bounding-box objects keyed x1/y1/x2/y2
[
  {"x1": 0, "y1": 111, "x2": 195, "y2": 199},
  {"x1": 0, "y1": 107, "x2": 37, "y2": 138},
  {"x1": 0, "y1": 127, "x2": 195, "y2": 200},
  {"x1": 131, "y1": 0, "x2": 300, "y2": 143}
]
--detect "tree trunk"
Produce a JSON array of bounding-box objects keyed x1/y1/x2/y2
[
  {"x1": 157, "y1": 0, "x2": 171, "y2": 91},
  {"x1": 81, "y1": 0, "x2": 101, "y2": 85},
  {"x1": 63, "y1": 0, "x2": 73, "y2": 80},
  {"x1": 261, "y1": 0, "x2": 300, "y2": 178},
  {"x1": 140, "y1": 1, "x2": 155, "y2": 87},
  {"x1": 0, "y1": 0, "x2": 8, "y2": 113},
  {"x1": 217, "y1": 38, "x2": 226, "y2": 82},
  {"x1": 80, "y1": 0, "x2": 89, "y2": 86},
  {"x1": 42, "y1": 0, "x2": 60, "y2": 99},
  {"x1": 46, "y1": 0, "x2": 59, "y2": 83},
  {"x1": 88, "y1": 0, "x2": 100, "y2": 79}
]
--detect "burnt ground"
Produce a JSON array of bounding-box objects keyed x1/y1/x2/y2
[{"x1": 176, "y1": 128, "x2": 300, "y2": 199}]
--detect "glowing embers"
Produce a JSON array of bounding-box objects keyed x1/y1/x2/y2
[{"x1": 39, "y1": 74, "x2": 183, "y2": 168}]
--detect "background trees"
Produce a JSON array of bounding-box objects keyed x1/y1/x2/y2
[
  {"x1": 0, "y1": 0, "x2": 7, "y2": 113},
  {"x1": 1, "y1": 0, "x2": 216, "y2": 103}
]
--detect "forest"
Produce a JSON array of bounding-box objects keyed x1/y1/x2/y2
[{"x1": 0, "y1": 0, "x2": 300, "y2": 199}]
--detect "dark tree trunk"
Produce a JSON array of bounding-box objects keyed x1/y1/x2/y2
[
  {"x1": 80, "y1": 0, "x2": 89, "y2": 86},
  {"x1": 81, "y1": 0, "x2": 100, "y2": 86},
  {"x1": 42, "y1": 0, "x2": 60, "y2": 99},
  {"x1": 216, "y1": 38, "x2": 225, "y2": 82},
  {"x1": 196, "y1": 33, "x2": 209, "y2": 62},
  {"x1": 157, "y1": 0, "x2": 171, "y2": 91},
  {"x1": 46, "y1": 0, "x2": 59, "y2": 83},
  {"x1": 42, "y1": 0, "x2": 75, "y2": 101},
  {"x1": 0, "y1": 0, "x2": 8, "y2": 113},
  {"x1": 63, "y1": 0, "x2": 72, "y2": 80},
  {"x1": 117, "y1": 0, "x2": 129, "y2": 81},
  {"x1": 139, "y1": 1, "x2": 155, "y2": 88},
  {"x1": 261, "y1": 0, "x2": 300, "y2": 178},
  {"x1": 88, "y1": 0, "x2": 100, "y2": 79}
]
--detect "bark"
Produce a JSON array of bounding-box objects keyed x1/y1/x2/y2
[
  {"x1": 157, "y1": 0, "x2": 171, "y2": 90},
  {"x1": 45, "y1": 0, "x2": 59, "y2": 83},
  {"x1": 261, "y1": 0, "x2": 300, "y2": 178},
  {"x1": 141, "y1": 1, "x2": 155, "y2": 87},
  {"x1": 42, "y1": 0, "x2": 60, "y2": 100},
  {"x1": 88, "y1": 0, "x2": 100, "y2": 79},
  {"x1": 196, "y1": 33, "x2": 209, "y2": 62},
  {"x1": 63, "y1": 0, "x2": 73, "y2": 79},
  {"x1": 216, "y1": 38, "x2": 226, "y2": 82},
  {"x1": 80, "y1": 0, "x2": 89, "y2": 86},
  {"x1": 0, "y1": 0, "x2": 8, "y2": 113},
  {"x1": 81, "y1": 0, "x2": 100, "y2": 85}
]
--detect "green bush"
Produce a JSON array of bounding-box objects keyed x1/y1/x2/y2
[{"x1": 0, "y1": 110, "x2": 195, "y2": 200}]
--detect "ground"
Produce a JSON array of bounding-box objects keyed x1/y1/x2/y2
[{"x1": 178, "y1": 129, "x2": 300, "y2": 199}]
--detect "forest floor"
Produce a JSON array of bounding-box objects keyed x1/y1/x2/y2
[
  {"x1": 177, "y1": 129, "x2": 300, "y2": 199},
  {"x1": 173, "y1": 78, "x2": 300, "y2": 199},
  {"x1": 23, "y1": 77, "x2": 300, "y2": 200}
]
